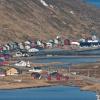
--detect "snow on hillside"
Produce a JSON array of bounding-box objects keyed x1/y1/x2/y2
[{"x1": 40, "y1": 0, "x2": 48, "y2": 7}]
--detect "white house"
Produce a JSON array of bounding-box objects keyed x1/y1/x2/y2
[
  {"x1": 15, "y1": 51, "x2": 23, "y2": 57},
  {"x1": 18, "y1": 43, "x2": 24, "y2": 50},
  {"x1": 25, "y1": 45, "x2": 31, "y2": 50},
  {"x1": 14, "y1": 60, "x2": 27, "y2": 67},
  {"x1": 37, "y1": 40, "x2": 42, "y2": 46},
  {"x1": 28, "y1": 48, "x2": 39, "y2": 53},
  {"x1": 29, "y1": 67, "x2": 42, "y2": 73},
  {"x1": 46, "y1": 42, "x2": 52, "y2": 48},
  {"x1": 54, "y1": 39, "x2": 59, "y2": 44},
  {"x1": 24, "y1": 41, "x2": 31, "y2": 45}
]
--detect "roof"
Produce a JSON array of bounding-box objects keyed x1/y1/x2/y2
[
  {"x1": 2, "y1": 67, "x2": 18, "y2": 72},
  {"x1": 0, "y1": 68, "x2": 6, "y2": 73},
  {"x1": 0, "y1": 58, "x2": 4, "y2": 62}
]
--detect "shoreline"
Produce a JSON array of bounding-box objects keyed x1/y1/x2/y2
[
  {"x1": 0, "y1": 84, "x2": 56, "y2": 91},
  {"x1": 0, "y1": 78, "x2": 98, "y2": 92},
  {"x1": 0, "y1": 82, "x2": 98, "y2": 93},
  {"x1": 0, "y1": 81, "x2": 53, "y2": 90}
]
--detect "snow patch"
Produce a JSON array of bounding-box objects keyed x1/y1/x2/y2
[
  {"x1": 40, "y1": 0, "x2": 48, "y2": 7},
  {"x1": 70, "y1": 11, "x2": 74, "y2": 15}
]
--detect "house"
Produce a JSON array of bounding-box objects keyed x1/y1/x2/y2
[
  {"x1": 79, "y1": 35, "x2": 100, "y2": 47},
  {"x1": 30, "y1": 42, "x2": 36, "y2": 48},
  {"x1": 24, "y1": 41, "x2": 31, "y2": 45},
  {"x1": 28, "y1": 48, "x2": 39, "y2": 53},
  {"x1": 14, "y1": 60, "x2": 27, "y2": 67},
  {"x1": 2, "y1": 46, "x2": 7, "y2": 50},
  {"x1": 14, "y1": 42, "x2": 19, "y2": 49},
  {"x1": 31, "y1": 72, "x2": 41, "y2": 79},
  {"x1": 12, "y1": 42, "x2": 18, "y2": 50},
  {"x1": 29, "y1": 67, "x2": 42, "y2": 73},
  {"x1": 2, "y1": 50, "x2": 9, "y2": 54},
  {"x1": 47, "y1": 71, "x2": 69, "y2": 81},
  {"x1": 0, "y1": 58, "x2": 9, "y2": 66},
  {"x1": 0, "y1": 59, "x2": 4, "y2": 66},
  {"x1": 14, "y1": 51, "x2": 23, "y2": 57},
  {"x1": 0, "y1": 61, "x2": 9, "y2": 66},
  {"x1": 0, "y1": 57, "x2": 5, "y2": 62},
  {"x1": 79, "y1": 40, "x2": 100, "y2": 47},
  {"x1": 49, "y1": 71, "x2": 62, "y2": 80},
  {"x1": 4, "y1": 44, "x2": 10, "y2": 50},
  {"x1": 46, "y1": 42, "x2": 52, "y2": 48},
  {"x1": 7, "y1": 43, "x2": 13, "y2": 50},
  {"x1": 25, "y1": 45, "x2": 31, "y2": 50},
  {"x1": 37, "y1": 40, "x2": 42, "y2": 46},
  {"x1": 6, "y1": 67, "x2": 19, "y2": 76},
  {"x1": 0, "y1": 68, "x2": 6, "y2": 77},
  {"x1": 0, "y1": 46, "x2": 3, "y2": 51},
  {"x1": 14, "y1": 60, "x2": 31, "y2": 67},
  {"x1": 3, "y1": 54, "x2": 10, "y2": 59},
  {"x1": 54, "y1": 39, "x2": 59, "y2": 44},
  {"x1": 64, "y1": 39, "x2": 70, "y2": 45},
  {"x1": 31, "y1": 71, "x2": 48, "y2": 79},
  {"x1": 18, "y1": 43, "x2": 24, "y2": 50}
]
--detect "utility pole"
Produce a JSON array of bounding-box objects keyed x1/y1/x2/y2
[
  {"x1": 68, "y1": 63, "x2": 72, "y2": 80},
  {"x1": 87, "y1": 69, "x2": 90, "y2": 77},
  {"x1": 68, "y1": 63, "x2": 72, "y2": 73}
]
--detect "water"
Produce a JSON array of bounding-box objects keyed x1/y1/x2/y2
[
  {"x1": 0, "y1": 86, "x2": 96, "y2": 100},
  {"x1": 21, "y1": 51, "x2": 100, "y2": 100},
  {"x1": 86, "y1": 0, "x2": 100, "y2": 7},
  {"x1": 31, "y1": 56, "x2": 100, "y2": 64},
  {"x1": 0, "y1": 1, "x2": 99, "y2": 100},
  {"x1": 31, "y1": 49, "x2": 100, "y2": 64}
]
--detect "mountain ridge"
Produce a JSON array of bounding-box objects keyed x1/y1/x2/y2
[{"x1": 0, "y1": 0, "x2": 100, "y2": 43}]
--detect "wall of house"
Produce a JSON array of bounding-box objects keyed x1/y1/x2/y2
[{"x1": 6, "y1": 68, "x2": 18, "y2": 75}]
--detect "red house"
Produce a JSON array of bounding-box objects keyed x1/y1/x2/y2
[{"x1": 64, "y1": 39, "x2": 70, "y2": 45}]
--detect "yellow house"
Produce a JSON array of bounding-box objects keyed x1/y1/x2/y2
[{"x1": 6, "y1": 68, "x2": 19, "y2": 76}]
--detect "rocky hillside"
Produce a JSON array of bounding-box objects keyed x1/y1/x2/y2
[{"x1": 0, "y1": 0, "x2": 100, "y2": 43}]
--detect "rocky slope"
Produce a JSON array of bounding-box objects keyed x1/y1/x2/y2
[{"x1": 0, "y1": 0, "x2": 100, "y2": 43}]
